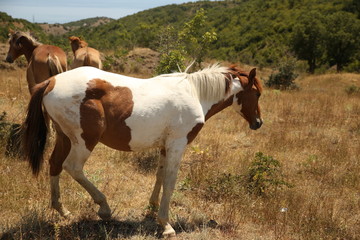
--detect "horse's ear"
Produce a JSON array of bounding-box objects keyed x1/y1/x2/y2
[
  {"x1": 248, "y1": 68, "x2": 256, "y2": 88},
  {"x1": 15, "y1": 36, "x2": 25, "y2": 48},
  {"x1": 8, "y1": 28, "x2": 15, "y2": 36}
]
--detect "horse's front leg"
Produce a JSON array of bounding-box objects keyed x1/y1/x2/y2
[
  {"x1": 148, "y1": 149, "x2": 166, "y2": 216},
  {"x1": 157, "y1": 139, "x2": 187, "y2": 237}
]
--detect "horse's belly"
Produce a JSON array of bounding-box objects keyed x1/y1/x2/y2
[{"x1": 99, "y1": 121, "x2": 166, "y2": 152}]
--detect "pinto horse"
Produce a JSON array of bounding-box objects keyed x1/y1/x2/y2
[
  {"x1": 69, "y1": 36, "x2": 102, "y2": 69},
  {"x1": 6, "y1": 30, "x2": 67, "y2": 94},
  {"x1": 22, "y1": 64, "x2": 262, "y2": 237}
]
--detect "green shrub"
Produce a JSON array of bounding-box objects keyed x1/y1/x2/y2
[
  {"x1": 247, "y1": 152, "x2": 292, "y2": 196},
  {"x1": 156, "y1": 50, "x2": 185, "y2": 74},
  {"x1": 266, "y1": 60, "x2": 299, "y2": 90}
]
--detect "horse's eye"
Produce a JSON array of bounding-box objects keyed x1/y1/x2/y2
[{"x1": 257, "y1": 92, "x2": 261, "y2": 98}]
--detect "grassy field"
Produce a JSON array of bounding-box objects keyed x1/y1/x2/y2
[{"x1": 0, "y1": 66, "x2": 359, "y2": 240}]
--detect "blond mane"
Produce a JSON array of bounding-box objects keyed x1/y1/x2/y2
[
  {"x1": 187, "y1": 64, "x2": 231, "y2": 102},
  {"x1": 9, "y1": 31, "x2": 41, "y2": 47}
]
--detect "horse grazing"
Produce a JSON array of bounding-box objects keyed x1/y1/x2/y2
[
  {"x1": 69, "y1": 36, "x2": 102, "y2": 69},
  {"x1": 22, "y1": 65, "x2": 263, "y2": 237},
  {"x1": 6, "y1": 30, "x2": 67, "y2": 94}
]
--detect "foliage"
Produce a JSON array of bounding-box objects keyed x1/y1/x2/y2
[
  {"x1": 0, "y1": 12, "x2": 48, "y2": 43},
  {"x1": 178, "y1": 8, "x2": 217, "y2": 68},
  {"x1": 291, "y1": 12, "x2": 326, "y2": 73},
  {"x1": 324, "y1": 11, "x2": 360, "y2": 72},
  {"x1": 156, "y1": 50, "x2": 185, "y2": 74},
  {"x1": 266, "y1": 58, "x2": 299, "y2": 90},
  {"x1": 2, "y1": 0, "x2": 360, "y2": 71},
  {"x1": 247, "y1": 152, "x2": 292, "y2": 196},
  {"x1": 155, "y1": 9, "x2": 216, "y2": 73}
]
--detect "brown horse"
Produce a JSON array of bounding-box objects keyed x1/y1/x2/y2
[
  {"x1": 22, "y1": 64, "x2": 262, "y2": 237},
  {"x1": 6, "y1": 30, "x2": 67, "y2": 94},
  {"x1": 69, "y1": 36, "x2": 102, "y2": 69}
]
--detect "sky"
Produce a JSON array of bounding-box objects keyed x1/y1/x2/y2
[{"x1": 0, "y1": 0, "x2": 193, "y2": 24}]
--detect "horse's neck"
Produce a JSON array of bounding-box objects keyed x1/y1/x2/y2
[
  {"x1": 202, "y1": 77, "x2": 242, "y2": 121},
  {"x1": 22, "y1": 39, "x2": 38, "y2": 62},
  {"x1": 202, "y1": 96, "x2": 234, "y2": 121}
]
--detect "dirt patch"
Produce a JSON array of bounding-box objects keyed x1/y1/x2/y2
[{"x1": 39, "y1": 23, "x2": 68, "y2": 35}]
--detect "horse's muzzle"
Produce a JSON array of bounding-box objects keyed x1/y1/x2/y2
[
  {"x1": 250, "y1": 118, "x2": 263, "y2": 130},
  {"x1": 5, "y1": 56, "x2": 14, "y2": 63}
]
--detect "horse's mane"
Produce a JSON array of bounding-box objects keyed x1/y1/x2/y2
[
  {"x1": 158, "y1": 64, "x2": 231, "y2": 102},
  {"x1": 186, "y1": 64, "x2": 232, "y2": 102},
  {"x1": 158, "y1": 64, "x2": 262, "y2": 102},
  {"x1": 9, "y1": 31, "x2": 41, "y2": 47}
]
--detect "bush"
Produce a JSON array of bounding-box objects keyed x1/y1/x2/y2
[
  {"x1": 266, "y1": 59, "x2": 299, "y2": 90},
  {"x1": 247, "y1": 152, "x2": 292, "y2": 196},
  {"x1": 344, "y1": 59, "x2": 360, "y2": 73},
  {"x1": 156, "y1": 50, "x2": 185, "y2": 74}
]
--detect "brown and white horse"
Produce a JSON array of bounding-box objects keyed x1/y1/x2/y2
[
  {"x1": 22, "y1": 65, "x2": 263, "y2": 237},
  {"x1": 69, "y1": 36, "x2": 102, "y2": 69},
  {"x1": 6, "y1": 30, "x2": 67, "y2": 94}
]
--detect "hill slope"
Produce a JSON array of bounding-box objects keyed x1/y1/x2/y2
[
  {"x1": 66, "y1": 0, "x2": 359, "y2": 68},
  {"x1": 1, "y1": 0, "x2": 360, "y2": 70}
]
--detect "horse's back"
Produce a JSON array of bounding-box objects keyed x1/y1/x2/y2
[
  {"x1": 72, "y1": 47, "x2": 102, "y2": 69},
  {"x1": 30, "y1": 45, "x2": 67, "y2": 84}
]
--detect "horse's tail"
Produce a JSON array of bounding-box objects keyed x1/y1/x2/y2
[
  {"x1": 48, "y1": 54, "x2": 64, "y2": 76},
  {"x1": 22, "y1": 80, "x2": 51, "y2": 176}
]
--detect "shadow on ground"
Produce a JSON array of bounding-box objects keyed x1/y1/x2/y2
[{"x1": 0, "y1": 212, "x2": 216, "y2": 239}]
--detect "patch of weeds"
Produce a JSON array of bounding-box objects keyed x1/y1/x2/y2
[
  {"x1": 205, "y1": 173, "x2": 244, "y2": 201},
  {"x1": 345, "y1": 85, "x2": 360, "y2": 96},
  {"x1": 246, "y1": 152, "x2": 293, "y2": 196}
]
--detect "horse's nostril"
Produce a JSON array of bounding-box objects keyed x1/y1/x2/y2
[{"x1": 5, "y1": 56, "x2": 13, "y2": 63}]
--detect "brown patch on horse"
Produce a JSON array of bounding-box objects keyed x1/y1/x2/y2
[
  {"x1": 80, "y1": 79, "x2": 134, "y2": 151},
  {"x1": 205, "y1": 96, "x2": 234, "y2": 121},
  {"x1": 49, "y1": 125, "x2": 71, "y2": 176},
  {"x1": 187, "y1": 123, "x2": 204, "y2": 144}
]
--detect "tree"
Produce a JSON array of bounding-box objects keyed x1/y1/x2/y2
[
  {"x1": 178, "y1": 8, "x2": 217, "y2": 68},
  {"x1": 155, "y1": 26, "x2": 186, "y2": 74},
  {"x1": 324, "y1": 12, "x2": 360, "y2": 72},
  {"x1": 291, "y1": 12, "x2": 326, "y2": 73}
]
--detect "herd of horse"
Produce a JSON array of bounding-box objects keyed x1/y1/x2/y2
[
  {"x1": 5, "y1": 30, "x2": 263, "y2": 238},
  {"x1": 6, "y1": 30, "x2": 102, "y2": 93}
]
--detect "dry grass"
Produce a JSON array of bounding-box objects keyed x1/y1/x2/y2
[{"x1": 0, "y1": 67, "x2": 360, "y2": 240}]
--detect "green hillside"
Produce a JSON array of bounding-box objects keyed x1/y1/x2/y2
[
  {"x1": 2, "y1": 0, "x2": 360, "y2": 72},
  {"x1": 0, "y1": 12, "x2": 48, "y2": 43},
  {"x1": 65, "y1": 0, "x2": 360, "y2": 72}
]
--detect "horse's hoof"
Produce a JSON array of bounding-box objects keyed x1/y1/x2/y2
[
  {"x1": 162, "y1": 223, "x2": 176, "y2": 239},
  {"x1": 98, "y1": 208, "x2": 111, "y2": 220},
  {"x1": 98, "y1": 211, "x2": 111, "y2": 220}
]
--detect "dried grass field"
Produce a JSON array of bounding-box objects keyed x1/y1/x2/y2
[{"x1": 0, "y1": 67, "x2": 360, "y2": 240}]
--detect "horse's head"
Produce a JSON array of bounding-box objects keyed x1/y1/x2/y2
[
  {"x1": 6, "y1": 30, "x2": 25, "y2": 63},
  {"x1": 6, "y1": 30, "x2": 40, "y2": 63},
  {"x1": 231, "y1": 66, "x2": 263, "y2": 130},
  {"x1": 69, "y1": 36, "x2": 88, "y2": 53}
]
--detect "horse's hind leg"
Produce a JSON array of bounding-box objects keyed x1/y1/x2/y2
[
  {"x1": 148, "y1": 148, "x2": 166, "y2": 215},
  {"x1": 62, "y1": 141, "x2": 111, "y2": 220},
  {"x1": 49, "y1": 130, "x2": 71, "y2": 217}
]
